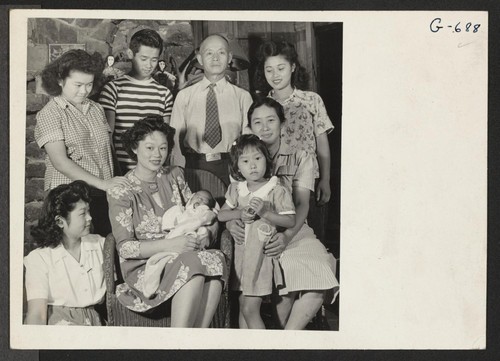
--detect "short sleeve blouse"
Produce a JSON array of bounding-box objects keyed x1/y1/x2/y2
[
  {"x1": 34, "y1": 96, "x2": 114, "y2": 190},
  {"x1": 23, "y1": 234, "x2": 106, "y2": 307}
]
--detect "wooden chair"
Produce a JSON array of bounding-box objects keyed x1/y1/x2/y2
[{"x1": 103, "y1": 168, "x2": 233, "y2": 327}]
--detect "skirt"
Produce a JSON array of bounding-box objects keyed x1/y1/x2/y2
[
  {"x1": 278, "y1": 223, "x2": 339, "y2": 302},
  {"x1": 116, "y1": 249, "x2": 227, "y2": 313}
]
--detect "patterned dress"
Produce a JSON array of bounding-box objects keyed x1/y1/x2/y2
[
  {"x1": 269, "y1": 88, "x2": 334, "y2": 178},
  {"x1": 107, "y1": 166, "x2": 227, "y2": 312},
  {"x1": 272, "y1": 143, "x2": 339, "y2": 300}
]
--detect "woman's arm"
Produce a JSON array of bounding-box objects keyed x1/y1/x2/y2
[
  {"x1": 138, "y1": 235, "x2": 200, "y2": 258},
  {"x1": 315, "y1": 132, "x2": 331, "y2": 205},
  {"x1": 264, "y1": 187, "x2": 310, "y2": 257},
  {"x1": 44, "y1": 141, "x2": 129, "y2": 191},
  {"x1": 25, "y1": 299, "x2": 48, "y2": 325}
]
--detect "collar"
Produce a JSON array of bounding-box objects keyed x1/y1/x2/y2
[
  {"x1": 52, "y1": 235, "x2": 101, "y2": 265},
  {"x1": 238, "y1": 176, "x2": 278, "y2": 198},
  {"x1": 268, "y1": 87, "x2": 302, "y2": 105},
  {"x1": 201, "y1": 76, "x2": 228, "y2": 92},
  {"x1": 124, "y1": 74, "x2": 155, "y2": 84},
  {"x1": 53, "y1": 96, "x2": 91, "y2": 114}
]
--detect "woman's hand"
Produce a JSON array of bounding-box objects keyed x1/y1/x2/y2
[
  {"x1": 264, "y1": 232, "x2": 288, "y2": 258},
  {"x1": 315, "y1": 178, "x2": 331, "y2": 206},
  {"x1": 101, "y1": 176, "x2": 131, "y2": 191},
  {"x1": 226, "y1": 219, "x2": 245, "y2": 245},
  {"x1": 248, "y1": 197, "x2": 268, "y2": 217},
  {"x1": 241, "y1": 206, "x2": 256, "y2": 224},
  {"x1": 169, "y1": 234, "x2": 200, "y2": 253}
]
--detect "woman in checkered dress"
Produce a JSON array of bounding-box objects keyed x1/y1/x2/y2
[{"x1": 34, "y1": 49, "x2": 130, "y2": 236}]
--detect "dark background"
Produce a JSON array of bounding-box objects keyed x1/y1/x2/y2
[{"x1": 1, "y1": 1, "x2": 499, "y2": 360}]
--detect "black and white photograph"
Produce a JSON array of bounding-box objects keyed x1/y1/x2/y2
[{"x1": 9, "y1": 9, "x2": 487, "y2": 350}]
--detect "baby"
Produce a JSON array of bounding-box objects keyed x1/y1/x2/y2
[{"x1": 161, "y1": 190, "x2": 217, "y2": 248}]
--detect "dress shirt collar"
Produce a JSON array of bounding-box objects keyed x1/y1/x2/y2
[{"x1": 201, "y1": 76, "x2": 228, "y2": 92}]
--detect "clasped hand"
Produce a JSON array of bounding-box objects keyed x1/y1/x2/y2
[{"x1": 170, "y1": 234, "x2": 202, "y2": 253}]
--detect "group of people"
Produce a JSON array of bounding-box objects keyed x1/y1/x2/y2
[{"x1": 24, "y1": 28, "x2": 339, "y2": 330}]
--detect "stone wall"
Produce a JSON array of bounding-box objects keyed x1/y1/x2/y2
[{"x1": 24, "y1": 18, "x2": 195, "y2": 253}]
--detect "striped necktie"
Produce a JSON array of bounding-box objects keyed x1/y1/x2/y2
[{"x1": 204, "y1": 83, "x2": 222, "y2": 148}]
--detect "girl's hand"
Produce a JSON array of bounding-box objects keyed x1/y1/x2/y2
[
  {"x1": 315, "y1": 178, "x2": 331, "y2": 206},
  {"x1": 241, "y1": 206, "x2": 256, "y2": 224},
  {"x1": 248, "y1": 197, "x2": 268, "y2": 217},
  {"x1": 102, "y1": 176, "x2": 131, "y2": 191},
  {"x1": 226, "y1": 219, "x2": 245, "y2": 245},
  {"x1": 264, "y1": 232, "x2": 288, "y2": 258}
]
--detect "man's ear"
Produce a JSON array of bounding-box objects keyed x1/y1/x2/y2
[
  {"x1": 227, "y1": 51, "x2": 233, "y2": 65},
  {"x1": 196, "y1": 53, "x2": 203, "y2": 68},
  {"x1": 127, "y1": 48, "x2": 134, "y2": 60}
]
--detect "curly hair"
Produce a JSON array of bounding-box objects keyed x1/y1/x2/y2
[
  {"x1": 247, "y1": 96, "x2": 286, "y2": 128},
  {"x1": 30, "y1": 180, "x2": 91, "y2": 249},
  {"x1": 229, "y1": 134, "x2": 273, "y2": 182},
  {"x1": 41, "y1": 49, "x2": 104, "y2": 96},
  {"x1": 121, "y1": 115, "x2": 175, "y2": 162},
  {"x1": 129, "y1": 28, "x2": 164, "y2": 55},
  {"x1": 253, "y1": 41, "x2": 309, "y2": 94}
]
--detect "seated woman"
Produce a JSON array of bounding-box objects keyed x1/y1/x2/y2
[
  {"x1": 106, "y1": 115, "x2": 227, "y2": 328},
  {"x1": 24, "y1": 180, "x2": 105, "y2": 325},
  {"x1": 227, "y1": 97, "x2": 339, "y2": 330}
]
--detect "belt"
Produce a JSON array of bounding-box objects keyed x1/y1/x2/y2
[{"x1": 185, "y1": 152, "x2": 230, "y2": 162}]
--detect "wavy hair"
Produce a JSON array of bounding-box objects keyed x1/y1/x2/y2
[
  {"x1": 30, "y1": 181, "x2": 91, "y2": 249},
  {"x1": 121, "y1": 115, "x2": 175, "y2": 162},
  {"x1": 229, "y1": 134, "x2": 273, "y2": 182},
  {"x1": 253, "y1": 40, "x2": 309, "y2": 94},
  {"x1": 40, "y1": 49, "x2": 104, "y2": 96},
  {"x1": 129, "y1": 28, "x2": 164, "y2": 55}
]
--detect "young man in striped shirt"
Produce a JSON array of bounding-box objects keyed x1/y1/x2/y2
[{"x1": 99, "y1": 29, "x2": 174, "y2": 174}]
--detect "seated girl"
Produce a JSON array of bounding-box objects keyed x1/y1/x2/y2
[
  {"x1": 24, "y1": 180, "x2": 105, "y2": 325},
  {"x1": 218, "y1": 134, "x2": 296, "y2": 329}
]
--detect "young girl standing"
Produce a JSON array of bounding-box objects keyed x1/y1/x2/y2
[
  {"x1": 218, "y1": 134, "x2": 296, "y2": 329},
  {"x1": 254, "y1": 41, "x2": 334, "y2": 207},
  {"x1": 24, "y1": 181, "x2": 105, "y2": 325}
]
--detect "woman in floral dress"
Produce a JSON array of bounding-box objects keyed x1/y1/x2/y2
[{"x1": 107, "y1": 116, "x2": 227, "y2": 327}]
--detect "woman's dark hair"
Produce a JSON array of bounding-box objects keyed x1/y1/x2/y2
[
  {"x1": 121, "y1": 115, "x2": 175, "y2": 162},
  {"x1": 41, "y1": 49, "x2": 105, "y2": 96},
  {"x1": 30, "y1": 181, "x2": 91, "y2": 249},
  {"x1": 229, "y1": 134, "x2": 273, "y2": 182},
  {"x1": 247, "y1": 96, "x2": 286, "y2": 128},
  {"x1": 129, "y1": 28, "x2": 164, "y2": 55},
  {"x1": 253, "y1": 41, "x2": 309, "y2": 94}
]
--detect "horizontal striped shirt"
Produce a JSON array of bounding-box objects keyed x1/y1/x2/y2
[
  {"x1": 98, "y1": 75, "x2": 174, "y2": 172},
  {"x1": 34, "y1": 96, "x2": 114, "y2": 190}
]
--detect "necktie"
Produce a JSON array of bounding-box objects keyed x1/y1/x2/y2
[{"x1": 204, "y1": 83, "x2": 222, "y2": 148}]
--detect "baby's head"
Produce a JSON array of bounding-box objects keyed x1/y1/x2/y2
[{"x1": 186, "y1": 190, "x2": 216, "y2": 210}]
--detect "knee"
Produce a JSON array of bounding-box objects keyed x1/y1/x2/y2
[{"x1": 240, "y1": 298, "x2": 260, "y2": 318}]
